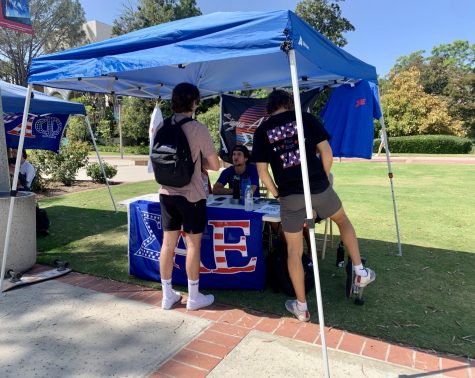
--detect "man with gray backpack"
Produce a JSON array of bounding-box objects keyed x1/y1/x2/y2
[{"x1": 152, "y1": 82, "x2": 220, "y2": 311}]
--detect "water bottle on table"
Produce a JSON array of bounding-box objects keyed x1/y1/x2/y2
[
  {"x1": 232, "y1": 175, "x2": 240, "y2": 204},
  {"x1": 244, "y1": 184, "x2": 253, "y2": 211}
]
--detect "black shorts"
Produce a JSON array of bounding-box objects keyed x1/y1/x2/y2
[{"x1": 159, "y1": 194, "x2": 207, "y2": 234}]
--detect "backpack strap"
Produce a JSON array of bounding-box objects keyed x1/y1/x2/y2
[{"x1": 172, "y1": 116, "x2": 194, "y2": 128}]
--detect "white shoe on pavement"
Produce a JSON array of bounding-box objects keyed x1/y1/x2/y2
[
  {"x1": 186, "y1": 293, "x2": 214, "y2": 310},
  {"x1": 161, "y1": 290, "x2": 182, "y2": 310}
]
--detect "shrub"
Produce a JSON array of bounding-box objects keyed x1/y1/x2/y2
[
  {"x1": 65, "y1": 115, "x2": 89, "y2": 142},
  {"x1": 96, "y1": 145, "x2": 149, "y2": 154},
  {"x1": 196, "y1": 104, "x2": 220, "y2": 151},
  {"x1": 29, "y1": 141, "x2": 90, "y2": 186},
  {"x1": 86, "y1": 162, "x2": 118, "y2": 183},
  {"x1": 373, "y1": 135, "x2": 472, "y2": 154}
]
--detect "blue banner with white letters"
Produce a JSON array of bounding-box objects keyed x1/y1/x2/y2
[
  {"x1": 4, "y1": 113, "x2": 69, "y2": 152},
  {"x1": 128, "y1": 200, "x2": 265, "y2": 290}
]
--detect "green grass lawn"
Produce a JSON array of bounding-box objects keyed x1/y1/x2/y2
[{"x1": 37, "y1": 162, "x2": 475, "y2": 358}]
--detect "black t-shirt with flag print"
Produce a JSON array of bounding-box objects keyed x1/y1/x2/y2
[{"x1": 252, "y1": 111, "x2": 330, "y2": 197}]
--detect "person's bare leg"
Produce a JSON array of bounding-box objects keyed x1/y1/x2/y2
[
  {"x1": 330, "y1": 207, "x2": 362, "y2": 266},
  {"x1": 160, "y1": 230, "x2": 182, "y2": 309},
  {"x1": 160, "y1": 230, "x2": 181, "y2": 280},
  {"x1": 184, "y1": 232, "x2": 214, "y2": 310},
  {"x1": 184, "y1": 232, "x2": 203, "y2": 281},
  {"x1": 284, "y1": 231, "x2": 306, "y2": 303}
]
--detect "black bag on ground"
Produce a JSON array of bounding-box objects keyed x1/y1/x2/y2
[
  {"x1": 151, "y1": 116, "x2": 195, "y2": 187},
  {"x1": 36, "y1": 205, "x2": 50, "y2": 236},
  {"x1": 267, "y1": 239, "x2": 315, "y2": 296}
]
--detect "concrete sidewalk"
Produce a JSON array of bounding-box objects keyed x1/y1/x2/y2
[{"x1": 1, "y1": 266, "x2": 472, "y2": 378}]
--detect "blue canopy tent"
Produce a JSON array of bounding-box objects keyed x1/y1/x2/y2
[
  {"x1": 28, "y1": 10, "x2": 378, "y2": 98},
  {"x1": 1, "y1": 80, "x2": 86, "y2": 114},
  {"x1": 15, "y1": 10, "x2": 400, "y2": 374},
  {"x1": 0, "y1": 81, "x2": 117, "y2": 296}
]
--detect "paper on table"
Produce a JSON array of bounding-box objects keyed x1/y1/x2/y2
[{"x1": 253, "y1": 204, "x2": 280, "y2": 215}]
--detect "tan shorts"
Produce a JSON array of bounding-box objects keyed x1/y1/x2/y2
[{"x1": 279, "y1": 186, "x2": 342, "y2": 233}]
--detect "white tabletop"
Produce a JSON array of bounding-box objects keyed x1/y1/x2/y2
[{"x1": 120, "y1": 194, "x2": 281, "y2": 221}]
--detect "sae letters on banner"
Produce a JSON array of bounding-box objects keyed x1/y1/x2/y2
[{"x1": 128, "y1": 200, "x2": 265, "y2": 290}]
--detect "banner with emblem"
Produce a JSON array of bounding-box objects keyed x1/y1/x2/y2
[
  {"x1": 128, "y1": 199, "x2": 265, "y2": 290},
  {"x1": 220, "y1": 88, "x2": 321, "y2": 163},
  {"x1": 4, "y1": 113, "x2": 70, "y2": 152}
]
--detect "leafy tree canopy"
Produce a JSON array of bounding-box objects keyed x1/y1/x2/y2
[
  {"x1": 112, "y1": 0, "x2": 201, "y2": 36},
  {"x1": 385, "y1": 40, "x2": 475, "y2": 137},
  {"x1": 295, "y1": 0, "x2": 354, "y2": 47},
  {"x1": 431, "y1": 40, "x2": 475, "y2": 71},
  {"x1": 381, "y1": 68, "x2": 465, "y2": 137}
]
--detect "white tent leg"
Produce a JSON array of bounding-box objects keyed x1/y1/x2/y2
[
  {"x1": 1, "y1": 84, "x2": 33, "y2": 294},
  {"x1": 377, "y1": 89, "x2": 402, "y2": 256},
  {"x1": 84, "y1": 116, "x2": 117, "y2": 213},
  {"x1": 289, "y1": 49, "x2": 330, "y2": 378},
  {"x1": 218, "y1": 95, "x2": 228, "y2": 156}
]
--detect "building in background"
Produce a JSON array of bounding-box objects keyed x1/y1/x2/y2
[
  {"x1": 45, "y1": 20, "x2": 113, "y2": 99},
  {"x1": 83, "y1": 20, "x2": 113, "y2": 44}
]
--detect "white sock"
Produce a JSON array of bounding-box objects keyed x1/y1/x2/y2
[
  {"x1": 353, "y1": 264, "x2": 368, "y2": 277},
  {"x1": 297, "y1": 300, "x2": 308, "y2": 312},
  {"x1": 188, "y1": 279, "x2": 199, "y2": 301},
  {"x1": 161, "y1": 278, "x2": 173, "y2": 298}
]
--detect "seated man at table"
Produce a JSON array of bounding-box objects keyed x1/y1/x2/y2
[{"x1": 213, "y1": 145, "x2": 260, "y2": 197}]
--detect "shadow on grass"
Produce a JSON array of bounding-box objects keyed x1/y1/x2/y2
[
  {"x1": 37, "y1": 207, "x2": 475, "y2": 358},
  {"x1": 37, "y1": 205, "x2": 127, "y2": 253}
]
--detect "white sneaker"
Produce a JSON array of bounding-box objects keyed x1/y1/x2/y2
[
  {"x1": 161, "y1": 290, "x2": 182, "y2": 310},
  {"x1": 285, "y1": 300, "x2": 310, "y2": 322},
  {"x1": 354, "y1": 268, "x2": 376, "y2": 288},
  {"x1": 186, "y1": 293, "x2": 214, "y2": 310}
]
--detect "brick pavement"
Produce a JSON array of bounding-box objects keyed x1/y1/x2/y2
[{"x1": 25, "y1": 266, "x2": 470, "y2": 378}]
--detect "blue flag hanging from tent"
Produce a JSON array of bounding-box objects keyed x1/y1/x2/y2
[{"x1": 4, "y1": 113, "x2": 70, "y2": 152}]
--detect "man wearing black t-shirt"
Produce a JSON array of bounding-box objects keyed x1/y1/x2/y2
[{"x1": 253, "y1": 90, "x2": 376, "y2": 322}]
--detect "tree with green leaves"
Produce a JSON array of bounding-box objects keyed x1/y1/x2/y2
[
  {"x1": 120, "y1": 97, "x2": 155, "y2": 145},
  {"x1": 295, "y1": 0, "x2": 354, "y2": 47},
  {"x1": 381, "y1": 68, "x2": 465, "y2": 137},
  {"x1": 112, "y1": 0, "x2": 201, "y2": 36},
  {"x1": 196, "y1": 104, "x2": 220, "y2": 151},
  {"x1": 431, "y1": 40, "x2": 475, "y2": 71},
  {"x1": 0, "y1": 0, "x2": 86, "y2": 85},
  {"x1": 385, "y1": 40, "x2": 475, "y2": 137}
]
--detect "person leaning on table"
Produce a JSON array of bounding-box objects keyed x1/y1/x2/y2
[
  {"x1": 252, "y1": 89, "x2": 376, "y2": 322},
  {"x1": 158, "y1": 82, "x2": 220, "y2": 311}
]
